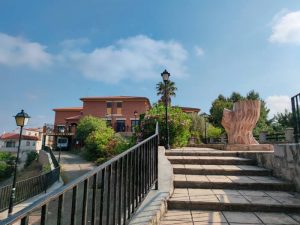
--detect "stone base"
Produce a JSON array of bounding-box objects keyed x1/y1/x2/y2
[{"x1": 225, "y1": 144, "x2": 274, "y2": 151}]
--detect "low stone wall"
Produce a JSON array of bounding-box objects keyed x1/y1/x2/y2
[
  {"x1": 38, "y1": 150, "x2": 55, "y2": 170},
  {"x1": 237, "y1": 144, "x2": 300, "y2": 191}
]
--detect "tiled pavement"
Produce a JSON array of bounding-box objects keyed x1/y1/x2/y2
[
  {"x1": 160, "y1": 210, "x2": 300, "y2": 225},
  {"x1": 160, "y1": 148, "x2": 300, "y2": 225}
]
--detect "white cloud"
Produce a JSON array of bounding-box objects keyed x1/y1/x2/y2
[
  {"x1": 0, "y1": 33, "x2": 52, "y2": 68},
  {"x1": 194, "y1": 46, "x2": 204, "y2": 57},
  {"x1": 60, "y1": 38, "x2": 90, "y2": 49},
  {"x1": 269, "y1": 10, "x2": 300, "y2": 44},
  {"x1": 62, "y1": 35, "x2": 188, "y2": 83},
  {"x1": 265, "y1": 95, "x2": 291, "y2": 118}
]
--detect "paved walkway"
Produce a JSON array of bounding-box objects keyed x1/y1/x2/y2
[
  {"x1": 161, "y1": 147, "x2": 300, "y2": 225},
  {"x1": 54, "y1": 151, "x2": 95, "y2": 183}
]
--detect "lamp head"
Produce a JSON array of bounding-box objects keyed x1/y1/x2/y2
[
  {"x1": 14, "y1": 110, "x2": 30, "y2": 127},
  {"x1": 161, "y1": 69, "x2": 170, "y2": 82}
]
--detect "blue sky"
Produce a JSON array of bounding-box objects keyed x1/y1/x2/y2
[{"x1": 1, "y1": 0, "x2": 300, "y2": 133}]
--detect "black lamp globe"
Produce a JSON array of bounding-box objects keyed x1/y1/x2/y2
[
  {"x1": 161, "y1": 69, "x2": 170, "y2": 82},
  {"x1": 14, "y1": 109, "x2": 30, "y2": 127}
]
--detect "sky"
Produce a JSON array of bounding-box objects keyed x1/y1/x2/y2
[{"x1": 0, "y1": 0, "x2": 300, "y2": 133}]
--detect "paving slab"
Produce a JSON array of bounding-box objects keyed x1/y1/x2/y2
[
  {"x1": 160, "y1": 210, "x2": 300, "y2": 225},
  {"x1": 168, "y1": 188, "x2": 300, "y2": 212}
]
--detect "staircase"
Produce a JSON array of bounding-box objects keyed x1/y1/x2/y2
[{"x1": 160, "y1": 148, "x2": 300, "y2": 224}]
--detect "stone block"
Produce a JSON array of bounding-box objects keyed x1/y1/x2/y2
[{"x1": 274, "y1": 145, "x2": 286, "y2": 158}]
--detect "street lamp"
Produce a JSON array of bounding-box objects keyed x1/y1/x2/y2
[
  {"x1": 201, "y1": 113, "x2": 209, "y2": 144},
  {"x1": 161, "y1": 69, "x2": 170, "y2": 149},
  {"x1": 8, "y1": 110, "x2": 30, "y2": 216}
]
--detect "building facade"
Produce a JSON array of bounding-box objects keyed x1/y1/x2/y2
[{"x1": 52, "y1": 96, "x2": 151, "y2": 149}]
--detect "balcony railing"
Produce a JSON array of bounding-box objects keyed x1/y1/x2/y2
[{"x1": 0, "y1": 123, "x2": 159, "y2": 225}]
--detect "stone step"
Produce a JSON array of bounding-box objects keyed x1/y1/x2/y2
[
  {"x1": 167, "y1": 188, "x2": 300, "y2": 213},
  {"x1": 174, "y1": 175, "x2": 294, "y2": 191},
  {"x1": 165, "y1": 149, "x2": 238, "y2": 157},
  {"x1": 167, "y1": 156, "x2": 256, "y2": 165},
  {"x1": 173, "y1": 164, "x2": 272, "y2": 176},
  {"x1": 161, "y1": 209, "x2": 300, "y2": 225}
]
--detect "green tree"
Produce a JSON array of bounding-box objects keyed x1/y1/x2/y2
[
  {"x1": 209, "y1": 95, "x2": 233, "y2": 128},
  {"x1": 156, "y1": 81, "x2": 177, "y2": 105},
  {"x1": 189, "y1": 113, "x2": 205, "y2": 143},
  {"x1": 272, "y1": 109, "x2": 294, "y2": 131},
  {"x1": 140, "y1": 103, "x2": 191, "y2": 147}
]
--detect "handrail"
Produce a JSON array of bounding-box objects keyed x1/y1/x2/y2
[
  {"x1": 1, "y1": 123, "x2": 159, "y2": 225},
  {"x1": 0, "y1": 148, "x2": 60, "y2": 213}
]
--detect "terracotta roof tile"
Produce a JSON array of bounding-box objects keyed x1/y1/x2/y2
[{"x1": 0, "y1": 133, "x2": 40, "y2": 141}]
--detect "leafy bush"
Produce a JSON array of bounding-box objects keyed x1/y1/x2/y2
[
  {"x1": 140, "y1": 103, "x2": 191, "y2": 147},
  {"x1": 0, "y1": 152, "x2": 15, "y2": 181},
  {"x1": 207, "y1": 125, "x2": 223, "y2": 138},
  {"x1": 42, "y1": 163, "x2": 51, "y2": 173},
  {"x1": 78, "y1": 116, "x2": 135, "y2": 162},
  {"x1": 25, "y1": 151, "x2": 38, "y2": 167},
  {"x1": 76, "y1": 116, "x2": 108, "y2": 142}
]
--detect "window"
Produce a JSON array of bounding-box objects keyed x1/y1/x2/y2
[
  {"x1": 106, "y1": 102, "x2": 112, "y2": 114},
  {"x1": 131, "y1": 120, "x2": 139, "y2": 132},
  {"x1": 57, "y1": 125, "x2": 65, "y2": 133},
  {"x1": 32, "y1": 142, "x2": 36, "y2": 146},
  {"x1": 6, "y1": 141, "x2": 15, "y2": 148},
  {"x1": 26, "y1": 141, "x2": 30, "y2": 146},
  {"x1": 117, "y1": 102, "x2": 122, "y2": 114}
]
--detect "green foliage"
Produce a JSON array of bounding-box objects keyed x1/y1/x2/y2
[
  {"x1": 207, "y1": 125, "x2": 223, "y2": 138},
  {"x1": 76, "y1": 116, "x2": 109, "y2": 142},
  {"x1": 140, "y1": 103, "x2": 191, "y2": 147},
  {"x1": 25, "y1": 151, "x2": 38, "y2": 167},
  {"x1": 78, "y1": 116, "x2": 132, "y2": 162},
  {"x1": 271, "y1": 109, "x2": 294, "y2": 132},
  {"x1": 189, "y1": 113, "x2": 205, "y2": 143},
  {"x1": 209, "y1": 95, "x2": 233, "y2": 128},
  {"x1": 42, "y1": 163, "x2": 51, "y2": 173},
  {"x1": 156, "y1": 81, "x2": 177, "y2": 105},
  {"x1": 0, "y1": 152, "x2": 15, "y2": 181},
  {"x1": 209, "y1": 90, "x2": 272, "y2": 135}
]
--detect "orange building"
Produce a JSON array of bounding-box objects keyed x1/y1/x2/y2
[{"x1": 52, "y1": 96, "x2": 151, "y2": 149}]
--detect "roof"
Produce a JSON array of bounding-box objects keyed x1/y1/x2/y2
[
  {"x1": 176, "y1": 106, "x2": 201, "y2": 113},
  {"x1": 53, "y1": 107, "x2": 83, "y2": 112},
  {"x1": 80, "y1": 96, "x2": 151, "y2": 103},
  {"x1": 0, "y1": 133, "x2": 39, "y2": 141},
  {"x1": 25, "y1": 128, "x2": 42, "y2": 131}
]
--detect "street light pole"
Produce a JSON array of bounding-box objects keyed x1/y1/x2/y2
[
  {"x1": 8, "y1": 110, "x2": 30, "y2": 216},
  {"x1": 201, "y1": 113, "x2": 209, "y2": 144},
  {"x1": 161, "y1": 70, "x2": 170, "y2": 150}
]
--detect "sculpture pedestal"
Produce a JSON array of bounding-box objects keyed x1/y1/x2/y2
[{"x1": 225, "y1": 144, "x2": 274, "y2": 151}]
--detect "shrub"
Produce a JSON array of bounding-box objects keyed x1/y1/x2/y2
[
  {"x1": 0, "y1": 152, "x2": 15, "y2": 181},
  {"x1": 42, "y1": 163, "x2": 52, "y2": 173},
  {"x1": 140, "y1": 103, "x2": 191, "y2": 147},
  {"x1": 207, "y1": 125, "x2": 223, "y2": 138},
  {"x1": 76, "y1": 116, "x2": 108, "y2": 142},
  {"x1": 25, "y1": 151, "x2": 38, "y2": 167}
]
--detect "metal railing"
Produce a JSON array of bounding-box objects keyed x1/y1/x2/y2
[
  {"x1": 291, "y1": 93, "x2": 300, "y2": 143},
  {"x1": 0, "y1": 123, "x2": 159, "y2": 225},
  {"x1": 0, "y1": 148, "x2": 60, "y2": 212}
]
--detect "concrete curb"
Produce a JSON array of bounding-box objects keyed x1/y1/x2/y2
[{"x1": 129, "y1": 146, "x2": 174, "y2": 225}]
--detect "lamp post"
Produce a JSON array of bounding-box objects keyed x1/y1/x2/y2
[
  {"x1": 201, "y1": 113, "x2": 209, "y2": 144},
  {"x1": 8, "y1": 110, "x2": 30, "y2": 216},
  {"x1": 161, "y1": 69, "x2": 170, "y2": 149}
]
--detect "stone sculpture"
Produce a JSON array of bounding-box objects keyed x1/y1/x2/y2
[{"x1": 221, "y1": 100, "x2": 260, "y2": 145}]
